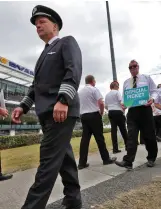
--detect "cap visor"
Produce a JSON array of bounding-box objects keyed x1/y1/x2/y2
[{"x1": 30, "y1": 12, "x2": 52, "y2": 24}]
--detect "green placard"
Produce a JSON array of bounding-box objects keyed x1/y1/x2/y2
[{"x1": 124, "y1": 86, "x2": 149, "y2": 107}]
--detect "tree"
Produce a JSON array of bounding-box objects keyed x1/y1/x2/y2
[{"x1": 102, "y1": 113, "x2": 109, "y2": 126}]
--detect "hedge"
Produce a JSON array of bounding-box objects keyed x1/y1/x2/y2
[{"x1": 0, "y1": 128, "x2": 111, "y2": 150}]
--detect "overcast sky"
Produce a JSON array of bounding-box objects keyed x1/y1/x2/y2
[{"x1": 0, "y1": 0, "x2": 161, "y2": 96}]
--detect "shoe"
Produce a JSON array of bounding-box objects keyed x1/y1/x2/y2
[
  {"x1": 78, "y1": 163, "x2": 89, "y2": 170},
  {"x1": 103, "y1": 157, "x2": 117, "y2": 165},
  {"x1": 62, "y1": 197, "x2": 67, "y2": 206},
  {"x1": 66, "y1": 202, "x2": 82, "y2": 209},
  {"x1": 156, "y1": 136, "x2": 161, "y2": 142},
  {"x1": 115, "y1": 160, "x2": 133, "y2": 170},
  {"x1": 62, "y1": 199, "x2": 82, "y2": 209},
  {"x1": 113, "y1": 150, "x2": 121, "y2": 154},
  {"x1": 147, "y1": 160, "x2": 155, "y2": 167},
  {"x1": 0, "y1": 173, "x2": 13, "y2": 181}
]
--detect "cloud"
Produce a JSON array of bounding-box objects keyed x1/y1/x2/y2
[{"x1": 0, "y1": 1, "x2": 161, "y2": 97}]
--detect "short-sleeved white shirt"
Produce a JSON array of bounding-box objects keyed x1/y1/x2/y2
[
  {"x1": 78, "y1": 84, "x2": 103, "y2": 115},
  {"x1": 105, "y1": 90, "x2": 123, "y2": 111},
  {"x1": 153, "y1": 88, "x2": 161, "y2": 116}
]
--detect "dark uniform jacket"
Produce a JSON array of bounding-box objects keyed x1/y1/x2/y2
[{"x1": 20, "y1": 36, "x2": 82, "y2": 117}]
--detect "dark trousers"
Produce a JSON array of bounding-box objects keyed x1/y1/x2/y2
[
  {"x1": 79, "y1": 112, "x2": 110, "y2": 166},
  {"x1": 123, "y1": 106, "x2": 158, "y2": 164},
  {"x1": 108, "y1": 110, "x2": 128, "y2": 151},
  {"x1": 139, "y1": 131, "x2": 145, "y2": 144},
  {"x1": 140, "y1": 115, "x2": 161, "y2": 144},
  {"x1": 21, "y1": 113, "x2": 81, "y2": 209},
  {"x1": 154, "y1": 115, "x2": 161, "y2": 137}
]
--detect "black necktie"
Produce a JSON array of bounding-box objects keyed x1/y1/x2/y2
[
  {"x1": 133, "y1": 76, "x2": 137, "y2": 88},
  {"x1": 35, "y1": 43, "x2": 50, "y2": 72},
  {"x1": 45, "y1": 43, "x2": 49, "y2": 49},
  {"x1": 39, "y1": 43, "x2": 49, "y2": 59}
]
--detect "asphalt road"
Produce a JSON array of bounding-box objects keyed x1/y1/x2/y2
[{"x1": 47, "y1": 157, "x2": 161, "y2": 209}]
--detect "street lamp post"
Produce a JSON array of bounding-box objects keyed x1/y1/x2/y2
[{"x1": 106, "y1": 1, "x2": 117, "y2": 81}]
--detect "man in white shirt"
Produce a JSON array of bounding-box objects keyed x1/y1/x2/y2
[
  {"x1": 78, "y1": 75, "x2": 116, "y2": 169},
  {"x1": 152, "y1": 86, "x2": 161, "y2": 141},
  {"x1": 105, "y1": 81, "x2": 128, "y2": 153},
  {"x1": 115, "y1": 60, "x2": 158, "y2": 170}
]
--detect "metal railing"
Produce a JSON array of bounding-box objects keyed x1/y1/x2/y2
[{"x1": 0, "y1": 124, "x2": 41, "y2": 130}]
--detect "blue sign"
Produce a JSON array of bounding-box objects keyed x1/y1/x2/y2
[
  {"x1": 124, "y1": 86, "x2": 149, "y2": 107},
  {"x1": 9, "y1": 61, "x2": 34, "y2": 76},
  {"x1": 0, "y1": 56, "x2": 34, "y2": 77}
]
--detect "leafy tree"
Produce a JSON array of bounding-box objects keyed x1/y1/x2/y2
[{"x1": 102, "y1": 113, "x2": 109, "y2": 126}]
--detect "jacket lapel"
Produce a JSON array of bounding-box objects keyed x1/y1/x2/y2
[{"x1": 35, "y1": 38, "x2": 60, "y2": 77}]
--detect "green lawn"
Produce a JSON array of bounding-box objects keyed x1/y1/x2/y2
[{"x1": 1, "y1": 133, "x2": 124, "y2": 174}]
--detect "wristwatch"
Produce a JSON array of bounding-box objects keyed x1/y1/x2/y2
[{"x1": 58, "y1": 96, "x2": 68, "y2": 105}]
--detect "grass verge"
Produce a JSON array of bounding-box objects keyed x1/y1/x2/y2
[
  {"x1": 97, "y1": 177, "x2": 161, "y2": 209},
  {"x1": 1, "y1": 133, "x2": 124, "y2": 174}
]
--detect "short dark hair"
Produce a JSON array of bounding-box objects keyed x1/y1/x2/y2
[
  {"x1": 129, "y1": 59, "x2": 138, "y2": 66},
  {"x1": 157, "y1": 84, "x2": 161, "y2": 88},
  {"x1": 85, "y1": 75, "x2": 95, "y2": 84},
  {"x1": 110, "y1": 81, "x2": 119, "y2": 89}
]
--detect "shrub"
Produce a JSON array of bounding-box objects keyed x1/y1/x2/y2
[
  {"x1": 0, "y1": 128, "x2": 111, "y2": 150},
  {"x1": 0, "y1": 134, "x2": 42, "y2": 150}
]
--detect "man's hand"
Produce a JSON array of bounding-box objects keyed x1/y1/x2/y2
[
  {"x1": 11, "y1": 107, "x2": 23, "y2": 124},
  {"x1": 121, "y1": 103, "x2": 127, "y2": 111},
  {"x1": 145, "y1": 98, "x2": 154, "y2": 106},
  {"x1": 0, "y1": 108, "x2": 9, "y2": 118},
  {"x1": 99, "y1": 111, "x2": 104, "y2": 116},
  {"x1": 53, "y1": 102, "x2": 68, "y2": 123}
]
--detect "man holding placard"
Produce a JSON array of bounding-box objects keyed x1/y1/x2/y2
[{"x1": 115, "y1": 60, "x2": 158, "y2": 170}]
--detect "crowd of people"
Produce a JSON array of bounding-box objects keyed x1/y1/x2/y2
[
  {"x1": 79, "y1": 61, "x2": 161, "y2": 171},
  {"x1": 0, "y1": 4, "x2": 161, "y2": 209}
]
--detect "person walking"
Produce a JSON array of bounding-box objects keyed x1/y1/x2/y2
[
  {"x1": 115, "y1": 60, "x2": 158, "y2": 170},
  {"x1": 105, "y1": 81, "x2": 128, "y2": 153},
  {"x1": 0, "y1": 107, "x2": 13, "y2": 181},
  {"x1": 78, "y1": 75, "x2": 116, "y2": 170},
  {"x1": 12, "y1": 5, "x2": 82, "y2": 209}
]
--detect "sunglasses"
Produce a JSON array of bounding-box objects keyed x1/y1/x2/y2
[{"x1": 129, "y1": 64, "x2": 138, "y2": 70}]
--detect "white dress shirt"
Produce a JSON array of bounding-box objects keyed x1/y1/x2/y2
[
  {"x1": 153, "y1": 88, "x2": 161, "y2": 116},
  {"x1": 48, "y1": 36, "x2": 59, "y2": 45},
  {"x1": 123, "y1": 74, "x2": 158, "y2": 104},
  {"x1": 79, "y1": 85, "x2": 103, "y2": 115},
  {"x1": 105, "y1": 90, "x2": 123, "y2": 111}
]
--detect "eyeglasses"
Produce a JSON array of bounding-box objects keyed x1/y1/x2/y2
[{"x1": 129, "y1": 64, "x2": 138, "y2": 70}]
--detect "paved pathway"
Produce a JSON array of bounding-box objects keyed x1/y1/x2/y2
[{"x1": 0, "y1": 143, "x2": 161, "y2": 209}]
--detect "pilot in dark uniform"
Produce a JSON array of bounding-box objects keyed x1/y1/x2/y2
[{"x1": 12, "y1": 5, "x2": 82, "y2": 209}]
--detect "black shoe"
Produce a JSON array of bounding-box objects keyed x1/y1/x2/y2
[
  {"x1": 115, "y1": 160, "x2": 133, "y2": 170},
  {"x1": 103, "y1": 157, "x2": 117, "y2": 165},
  {"x1": 66, "y1": 202, "x2": 82, "y2": 209},
  {"x1": 62, "y1": 199, "x2": 82, "y2": 209},
  {"x1": 0, "y1": 173, "x2": 13, "y2": 181},
  {"x1": 62, "y1": 197, "x2": 67, "y2": 206},
  {"x1": 156, "y1": 136, "x2": 161, "y2": 142},
  {"x1": 78, "y1": 163, "x2": 89, "y2": 170},
  {"x1": 113, "y1": 150, "x2": 121, "y2": 154},
  {"x1": 147, "y1": 160, "x2": 155, "y2": 167}
]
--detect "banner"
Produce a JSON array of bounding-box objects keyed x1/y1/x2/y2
[{"x1": 124, "y1": 86, "x2": 149, "y2": 107}]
